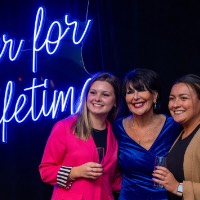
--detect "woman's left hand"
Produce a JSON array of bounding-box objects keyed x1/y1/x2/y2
[{"x1": 152, "y1": 166, "x2": 179, "y2": 194}]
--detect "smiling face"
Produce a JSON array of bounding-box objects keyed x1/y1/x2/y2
[
  {"x1": 168, "y1": 82, "x2": 200, "y2": 126},
  {"x1": 87, "y1": 80, "x2": 116, "y2": 119},
  {"x1": 125, "y1": 84, "x2": 158, "y2": 116}
]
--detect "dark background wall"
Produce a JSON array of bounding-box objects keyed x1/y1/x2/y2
[{"x1": 0, "y1": 1, "x2": 199, "y2": 199}]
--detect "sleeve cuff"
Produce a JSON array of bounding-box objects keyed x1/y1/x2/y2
[{"x1": 57, "y1": 166, "x2": 74, "y2": 189}]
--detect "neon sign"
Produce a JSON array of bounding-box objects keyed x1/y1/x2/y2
[
  {"x1": 0, "y1": 7, "x2": 92, "y2": 143},
  {"x1": 0, "y1": 78, "x2": 91, "y2": 143}
]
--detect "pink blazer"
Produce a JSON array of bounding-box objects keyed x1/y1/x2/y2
[{"x1": 39, "y1": 115, "x2": 121, "y2": 200}]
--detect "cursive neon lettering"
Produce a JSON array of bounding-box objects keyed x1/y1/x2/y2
[
  {"x1": 32, "y1": 7, "x2": 92, "y2": 72},
  {"x1": 0, "y1": 78, "x2": 91, "y2": 143},
  {"x1": 0, "y1": 7, "x2": 92, "y2": 72},
  {"x1": 65, "y1": 15, "x2": 92, "y2": 45},
  {"x1": 0, "y1": 34, "x2": 25, "y2": 61},
  {"x1": 0, "y1": 6, "x2": 93, "y2": 143},
  {"x1": 14, "y1": 94, "x2": 28, "y2": 122}
]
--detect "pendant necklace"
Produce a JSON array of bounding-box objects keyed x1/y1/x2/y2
[{"x1": 131, "y1": 123, "x2": 150, "y2": 145}]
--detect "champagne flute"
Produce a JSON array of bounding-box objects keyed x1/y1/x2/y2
[
  {"x1": 96, "y1": 147, "x2": 105, "y2": 163},
  {"x1": 154, "y1": 156, "x2": 167, "y2": 189}
]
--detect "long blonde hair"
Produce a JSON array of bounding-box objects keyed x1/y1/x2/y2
[{"x1": 72, "y1": 72, "x2": 121, "y2": 140}]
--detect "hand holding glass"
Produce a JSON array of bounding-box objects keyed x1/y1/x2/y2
[
  {"x1": 97, "y1": 147, "x2": 105, "y2": 163},
  {"x1": 154, "y1": 156, "x2": 166, "y2": 189}
]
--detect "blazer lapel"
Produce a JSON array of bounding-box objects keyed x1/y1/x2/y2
[{"x1": 103, "y1": 121, "x2": 117, "y2": 166}]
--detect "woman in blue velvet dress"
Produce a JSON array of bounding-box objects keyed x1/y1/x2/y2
[{"x1": 113, "y1": 69, "x2": 181, "y2": 200}]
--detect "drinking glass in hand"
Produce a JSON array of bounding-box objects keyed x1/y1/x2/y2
[
  {"x1": 97, "y1": 147, "x2": 105, "y2": 163},
  {"x1": 154, "y1": 156, "x2": 166, "y2": 189}
]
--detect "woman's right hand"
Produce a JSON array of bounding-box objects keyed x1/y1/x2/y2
[
  {"x1": 69, "y1": 162, "x2": 103, "y2": 180},
  {"x1": 152, "y1": 166, "x2": 179, "y2": 194}
]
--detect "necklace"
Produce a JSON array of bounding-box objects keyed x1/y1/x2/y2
[{"x1": 131, "y1": 123, "x2": 150, "y2": 145}]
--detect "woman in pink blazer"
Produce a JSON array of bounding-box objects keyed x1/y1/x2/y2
[{"x1": 39, "y1": 72, "x2": 122, "y2": 200}]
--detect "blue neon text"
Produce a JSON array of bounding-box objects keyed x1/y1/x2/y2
[
  {"x1": 0, "y1": 78, "x2": 91, "y2": 143},
  {"x1": 0, "y1": 6, "x2": 93, "y2": 142}
]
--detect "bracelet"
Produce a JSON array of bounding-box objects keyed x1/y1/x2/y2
[{"x1": 68, "y1": 174, "x2": 75, "y2": 181}]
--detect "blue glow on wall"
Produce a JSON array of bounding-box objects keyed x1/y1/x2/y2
[{"x1": 0, "y1": 6, "x2": 93, "y2": 143}]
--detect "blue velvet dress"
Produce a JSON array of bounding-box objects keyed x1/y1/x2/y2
[{"x1": 113, "y1": 115, "x2": 181, "y2": 200}]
